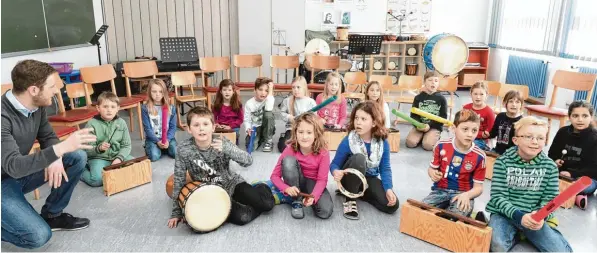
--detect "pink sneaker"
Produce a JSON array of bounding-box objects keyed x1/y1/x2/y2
[{"x1": 575, "y1": 194, "x2": 587, "y2": 210}]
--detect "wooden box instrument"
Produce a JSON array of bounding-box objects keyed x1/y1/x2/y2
[
  {"x1": 388, "y1": 129, "x2": 400, "y2": 153},
  {"x1": 324, "y1": 129, "x2": 347, "y2": 151},
  {"x1": 215, "y1": 128, "x2": 236, "y2": 143},
  {"x1": 485, "y1": 151, "x2": 499, "y2": 180},
  {"x1": 102, "y1": 156, "x2": 152, "y2": 196},
  {"x1": 558, "y1": 175, "x2": 576, "y2": 209},
  {"x1": 399, "y1": 199, "x2": 492, "y2": 252}
]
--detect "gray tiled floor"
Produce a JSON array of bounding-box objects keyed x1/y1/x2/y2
[{"x1": 2, "y1": 91, "x2": 596, "y2": 252}]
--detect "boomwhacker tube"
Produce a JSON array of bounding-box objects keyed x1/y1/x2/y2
[
  {"x1": 391, "y1": 109, "x2": 425, "y2": 129},
  {"x1": 531, "y1": 176, "x2": 592, "y2": 221},
  {"x1": 411, "y1": 107, "x2": 453, "y2": 126},
  {"x1": 294, "y1": 95, "x2": 338, "y2": 120},
  {"x1": 247, "y1": 126, "x2": 257, "y2": 154}
]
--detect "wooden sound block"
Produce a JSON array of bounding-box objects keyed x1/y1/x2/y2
[
  {"x1": 559, "y1": 178, "x2": 576, "y2": 209},
  {"x1": 399, "y1": 200, "x2": 492, "y2": 252},
  {"x1": 325, "y1": 130, "x2": 347, "y2": 151},
  {"x1": 216, "y1": 132, "x2": 236, "y2": 142},
  {"x1": 166, "y1": 172, "x2": 193, "y2": 198},
  {"x1": 102, "y1": 157, "x2": 152, "y2": 196},
  {"x1": 388, "y1": 131, "x2": 400, "y2": 153},
  {"x1": 485, "y1": 156, "x2": 496, "y2": 180}
]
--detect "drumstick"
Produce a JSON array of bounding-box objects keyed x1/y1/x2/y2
[
  {"x1": 107, "y1": 125, "x2": 120, "y2": 143},
  {"x1": 391, "y1": 109, "x2": 425, "y2": 129},
  {"x1": 411, "y1": 107, "x2": 453, "y2": 126},
  {"x1": 299, "y1": 192, "x2": 314, "y2": 199},
  {"x1": 247, "y1": 126, "x2": 257, "y2": 154},
  {"x1": 531, "y1": 176, "x2": 592, "y2": 222}
]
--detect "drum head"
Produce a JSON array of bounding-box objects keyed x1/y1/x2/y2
[
  {"x1": 428, "y1": 35, "x2": 469, "y2": 76},
  {"x1": 184, "y1": 185, "x2": 231, "y2": 232},
  {"x1": 339, "y1": 60, "x2": 352, "y2": 71},
  {"x1": 304, "y1": 39, "x2": 330, "y2": 56}
]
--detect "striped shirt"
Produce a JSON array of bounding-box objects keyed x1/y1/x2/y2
[{"x1": 485, "y1": 146, "x2": 559, "y2": 221}]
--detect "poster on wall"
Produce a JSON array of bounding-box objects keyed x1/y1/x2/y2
[
  {"x1": 386, "y1": 0, "x2": 432, "y2": 34},
  {"x1": 322, "y1": 11, "x2": 336, "y2": 24},
  {"x1": 341, "y1": 11, "x2": 351, "y2": 25}
]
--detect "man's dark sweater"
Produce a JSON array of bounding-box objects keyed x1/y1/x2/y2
[
  {"x1": 1, "y1": 94, "x2": 60, "y2": 179},
  {"x1": 410, "y1": 91, "x2": 448, "y2": 132},
  {"x1": 548, "y1": 125, "x2": 597, "y2": 179}
]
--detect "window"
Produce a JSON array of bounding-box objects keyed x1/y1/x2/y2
[{"x1": 559, "y1": 0, "x2": 597, "y2": 62}]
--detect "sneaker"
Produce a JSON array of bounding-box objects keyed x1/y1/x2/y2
[
  {"x1": 263, "y1": 139, "x2": 273, "y2": 152},
  {"x1": 291, "y1": 201, "x2": 304, "y2": 219},
  {"x1": 575, "y1": 194, "x2": 587, "y2": 210},
  {"x1": 474, "y1": 211, "x2": 487, "y2": 223},
  {"x1": 343, "y1": 199, "x2": 359, "y2": 220},
  {"x1": 43, "y1": 213, "x2": 90, "y2": 231}
]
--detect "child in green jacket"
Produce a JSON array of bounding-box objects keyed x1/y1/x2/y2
[{"x1": 82, "y1": 92, "x2": 134, "y2": 187}]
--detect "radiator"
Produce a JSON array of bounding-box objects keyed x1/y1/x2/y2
[
  {"x1": 574, "y1": 67, "x2": 597, "y2": 110},
  {"x1": 505, "y1": 56, "x2": 548, "y2": 98}
]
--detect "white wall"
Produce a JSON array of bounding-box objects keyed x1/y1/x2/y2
[
  {"x1": 239, "y1": 0, "x2": 273, "y2": 80},
  {"x1": 1, "y1": 0, "x2": 107, "y2": 83}
]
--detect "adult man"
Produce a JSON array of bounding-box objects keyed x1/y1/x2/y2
[{"x1": 1, "y1": 60, "x2": 96, "y2": 249}]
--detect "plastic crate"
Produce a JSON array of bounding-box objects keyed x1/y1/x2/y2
[{"x1": 49, "y1": 62, "x2": 74, "y2": 74}]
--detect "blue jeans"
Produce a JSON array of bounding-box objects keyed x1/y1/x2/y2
[
  {"x1": 81, "y1": 155, "x2": 135, "y2": 187},
  {"x1": 580, "y1": 178, "x2": 597, "y2": 195},
  {"x1": 474, "y1": 139, "x2": 489, "y2": 151},
  {"x1": 489, "y1": 213, "x2": 572, "y2": 252},
  {"x1": 1, "y1": 150, "x2": 87, "y2": 249},
  {"x1": 422, "y1": 188, "x2": 473, "y2": 217},
  {"x1": 232, "y1": 128, "x2": 240, "y2": 145},
  {"x1": 144, "y1": 138, "x2": 177, "y2": 162}
]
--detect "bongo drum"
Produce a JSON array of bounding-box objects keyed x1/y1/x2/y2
[
  {"x1": 177, "y1": 181, "x2": 231, "y2": 233},
  {"x1": 405, "y1": 64, "x2": 418, "y2": 75},
  {"x1": 337, "y1": 168, "x2": 368, "y2": 199},
  {"x1": 423, "y1": 33, "x2": 469, "y2": 76}
]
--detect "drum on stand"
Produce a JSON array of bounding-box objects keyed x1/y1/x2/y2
[
  {"x1": 405, "y1": 64, "x2": 418, "y2": 75},
  {"x1": 423, "y1": 33, "x2": 469, "y2": 76},
  {"x1": 177, "y1": 181, "x2": 231, "y2": 233}
]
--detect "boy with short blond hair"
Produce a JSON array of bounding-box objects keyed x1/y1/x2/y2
[
  {"x1": 486, "y1": 116, "x2": 572, "y2": 252},
  {"x1": 82, "y1": 91, "x2": 134, "y2": 187}
]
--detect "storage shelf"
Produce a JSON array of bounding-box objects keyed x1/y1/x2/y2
[{"x1": 463, "y1": 66, "x2": 487, "y2": 70}]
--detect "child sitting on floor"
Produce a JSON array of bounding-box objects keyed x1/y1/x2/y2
[
  {"x1": 548, "y1": 101, "x2": 597, "y2": 209},
  {"x1": 243, "y1": 77, "x2": 276, "y2": 152},
  {"x1": 167, "y1": 106, "x2": 274, "y2": 229},
  {"x1": 422, "y1": 109, "x2": 485, "y2": 217},
  {"x1": 489, "y1": 90, "x2": 523, "y2": 155},
  {"x1": 141, "y1": 79, "x2": 177, "y2": 161},
  {"x1": 316, "y1": 72, "x2": 347, "y2": 129},
  {"x1": 486, "y1": 116, "x2": 572, "y2": 252},
  {"x1": 270, "y1": 112, "x2": 333, "y2": 219},
  {"x1": 82, "y1": 92, "x2": 134, "y2": 187},
  {"x1": 213, "y1": 79, "x2": 244, "y2": 144},
  {"x1": 463, "y1": 81, "x2": 495, "y2": 151},
  {"x1": 277, "y1": 76, "x2": 316, "y2": 152}
]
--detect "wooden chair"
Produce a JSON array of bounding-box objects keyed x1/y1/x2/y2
[
  {"x1": 370, "y1": 74, "x2": 396, "y2": 101},
  {"x1": 47, "y1": 81, "x2": 98, "y2": 130},
  {"x1": 342, "y1": 92, "x2": 365, "y2": 101},
  {"x1": 172, "y1": 71, "x2": 207, "y2": 128},
  {"x1": 200, "y1": 56, "x2": 231, "y2": 107},
  {"x1": 307, "y1": 55, "x2": 340, "y2": 94},
  {"x1": 393, "y1": 75, "x2": 423, "y2": 108},
  {"x1": 80, "y1": 64, "x2": 145, "y2": 139},
  {"x1": 270, "y1": 55, "x2": 300, "y2": 93},
  {"x1": 494, "y1": 83, "x2": 530, "y2": 114},
  {"x1": 344, "y1": 71, "x2": 368, "y2": 93},
  {"x1": 234, "y1": 54, "x2": 262, "y2": 92},
  {"x1": 438, "y1": 77, "x2": 458, "y2": 121},
  {"x1": 484, "y1": 81, "x2": 502, "y2": 113},
  {"x1": 526, "y1": 70, "x2": 597, "y2": 144},
  {"x1": 123, "y1": 60, "x2": 174, "y2": 103}
]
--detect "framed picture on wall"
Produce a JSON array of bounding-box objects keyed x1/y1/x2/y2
[
  {"x1": 323, "y1": 0, "x2": 335, "y2": 3},
  {"x1": 341, "y1": 11, "x2": 351, "y2": 25},
  {"x1": 322, "y1": 11, "x2": 335, "y2": 24}
]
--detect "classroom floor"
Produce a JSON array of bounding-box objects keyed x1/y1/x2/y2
[{"x1": 2, "y1": 91, "x2": 596, "y2": 252}]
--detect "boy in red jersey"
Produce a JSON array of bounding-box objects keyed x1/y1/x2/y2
[{"x1": 422, "y1": 109, "x2": 486, "y2": 217}]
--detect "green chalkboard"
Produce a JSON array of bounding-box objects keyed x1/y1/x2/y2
[{"x1": 1, "y1": 0, "x2": 95, "y2": 54}]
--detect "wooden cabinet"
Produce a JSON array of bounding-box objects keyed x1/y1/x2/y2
[{"x1": 458, "y1": 48, "x2": 489, "y2": 87}]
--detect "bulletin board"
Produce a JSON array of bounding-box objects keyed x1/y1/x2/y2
[{"x1": 386, "y1": 0, "x2": 432, "y2": 34}]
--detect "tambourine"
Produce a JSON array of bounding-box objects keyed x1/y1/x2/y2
[{"x1": 337, "y1": 168, "x2": 368, "y2": 199}]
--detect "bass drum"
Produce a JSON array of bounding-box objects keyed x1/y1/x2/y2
[{"x1": 423, "y1": 33, "x2": 469, "y2": 76}]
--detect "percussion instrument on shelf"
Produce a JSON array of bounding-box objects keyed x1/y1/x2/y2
[
  {"x1": 166, "y1": 172, "x2": 193, "y2": 198},
  {"x1": 102, "y1": 156, "x2": 152, "y2": 196},
  {"x1": 303, "y1": 39, "x2": 331, "y2": 72},
  {"x1": 336, "y1": 168, "x2": 369, "y2": 199},
  {"x1": 178, "y1": 181, "x2": 232, "y2": 233},
  {"x1": 373, "y1": 60, "x2": 383, "y2": 70},
  {"x1": 357, "y1": 61, "x2": 365, "y2": 70},
  {"x1": 391, "y1": 75, "x2": 399, "y2": 84},
  {"x1": 388, "y1": 61, "x2": 397, "y2": 70},
  {"x1": 407, "y1": 47, "x2": 418, "y2": 56},
  {"x1": 423, "y1": 33, "x2": 469, "y2": 76},
  {"x1": 336, "y1": 27, "x2": 349, "y2": 41},
  {"x1": 400, "y1": 199, "x2": 492, "y2": 252},
  {"x1": 405, "y1": 63, "x2": 418, "y2": 75}
]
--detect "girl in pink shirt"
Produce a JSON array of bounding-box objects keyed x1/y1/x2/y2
[
  {"x1": 316, "y1": 72, "x2": 347, "y2": 129},
  {"x1": 212, "y1": 79, "x2": 244, "y2": 144},
  {"x1": 270, "y1": 112, "x2": 333, "y2": 219}
]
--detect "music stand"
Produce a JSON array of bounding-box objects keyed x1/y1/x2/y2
[
  {"x1": 159, "y1": 37, "x2": 199, "y2": 63},
  {"x1": 347, "y1": 35, "x2": 383, "y2": 72},
  {"x1": 89, "y1": 25, "x2": 109, "y2": 65}
]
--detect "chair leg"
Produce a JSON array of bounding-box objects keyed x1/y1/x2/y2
[
  {"x1": 176, "y1": 103, "x2": 185, "y2": 130},
  {"x1": 546, "y1": 118, "x2": 553, "y2": 145},
  {"x1": 34, "y1": 189, "x2": 40, "y2": 200},
  {"x1": 128, "y1": 109, "x2": 134, "y2": 132},
  {"x1": 137, "y1": 105, "x2": 144, "y2": 140}
]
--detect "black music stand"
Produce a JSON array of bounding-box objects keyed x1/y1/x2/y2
[
  {"x1": 159, "y1": 37, "x2": 199, "y2": 63},
  {"x1": 89, "y1": 25, "x2": 109, "y2": 65},
  {"x1": 347, "y1": 34, "x2": 383, "y2": 72}
]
